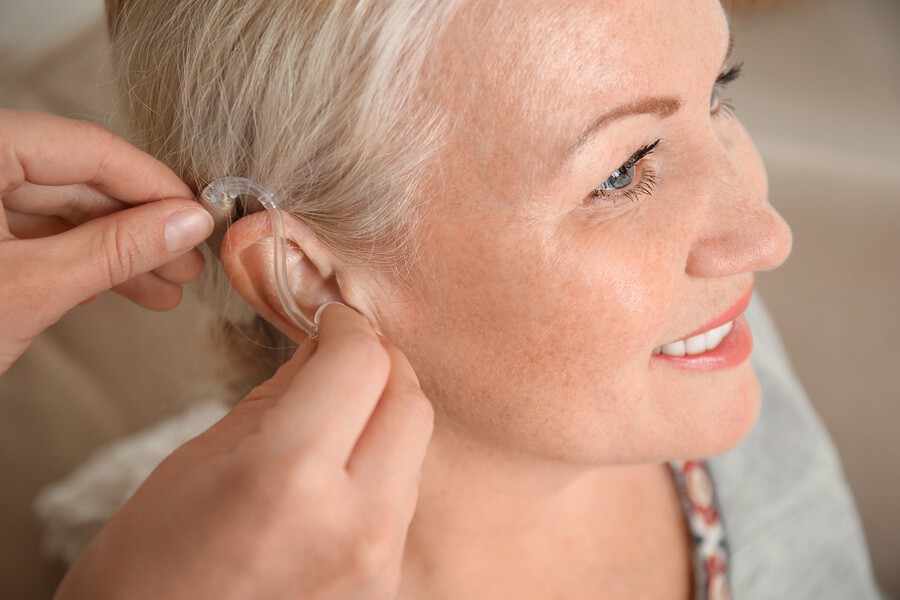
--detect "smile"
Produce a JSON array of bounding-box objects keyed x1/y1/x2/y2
[
  {"x1": 652, "y1": 320, "x2": 734, "y2": 356},
  {"x1": 650, "y1": 284, "x2": 755, "y2": 371}
]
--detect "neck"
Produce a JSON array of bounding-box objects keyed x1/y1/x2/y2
[{"x1": 399, "y1": 419, "x2": 676, "y2": 597}]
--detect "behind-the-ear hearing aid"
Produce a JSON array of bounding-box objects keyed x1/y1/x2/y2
[{"x1": 199, "y1": 176, "x2": 344, "y2": 339}]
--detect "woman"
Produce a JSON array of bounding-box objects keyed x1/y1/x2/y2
[{"x1": 2, "y1": 0, "x2": 882, "y2": 598}]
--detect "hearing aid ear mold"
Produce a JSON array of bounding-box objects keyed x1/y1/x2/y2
[{"x1": 200, "y1": 177, "x2": 346, "y2": 339}]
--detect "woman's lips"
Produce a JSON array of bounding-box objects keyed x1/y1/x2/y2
[
  {"x1": 651, "y1": 314, "x2": 752, "y2": 371},
  {"x1": 650, "y1": 284, "x2": 755, "y2": 371}
]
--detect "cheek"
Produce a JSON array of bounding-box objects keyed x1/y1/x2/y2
[
  {"x1": 386, "y1": 209, "x2": 684, "y2": 458},
  {"x1": 549, "y1": 226, "x2": 673, "y2": 364},
  {"x1": 458, "y1": 209, "x2": 677, "y2": 384}
]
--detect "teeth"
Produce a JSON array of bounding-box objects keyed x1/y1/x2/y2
[
  {"x1": 704, "y1": 328, "x2": 723, "y2": 350},
  {"x1": 684, "y1": 334, "x2": 707, "y2": 355},
  {"x1": 661, "y1": 340, "x2": 686, "y2": 356},
  {"x1": 653, "y1": 320, "x2": 734, "y2": 357},
  {"x1": 721, "y1": 320, "x2": 733, "y2": 336}
]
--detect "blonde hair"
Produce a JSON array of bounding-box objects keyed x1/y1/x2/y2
[{"x1": 105, "y1": 0, "x2": 460, "y2": 392}]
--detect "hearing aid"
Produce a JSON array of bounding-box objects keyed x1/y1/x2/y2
[{"x1": 199, "y1": 176, "x2": 345, "y2": 339}]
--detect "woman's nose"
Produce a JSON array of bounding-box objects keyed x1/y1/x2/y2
[{"x1": 684, "y1": 142, "x2": 793, "y2": 278}]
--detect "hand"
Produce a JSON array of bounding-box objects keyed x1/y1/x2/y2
[
  {"x1": 55, "y1": 304, "x2": 434, "y2": 600},
  {"x1": 0, "y1": 109, "x2": 214, "y2": 374}
]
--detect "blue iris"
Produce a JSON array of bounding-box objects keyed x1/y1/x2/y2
[{"x1": 596, "y1": 162, "x2": 635, "y2": 191}]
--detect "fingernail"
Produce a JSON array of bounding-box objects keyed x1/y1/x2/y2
[{"x1": 165, "y1": 208, "x2": 214, "y2": 253}]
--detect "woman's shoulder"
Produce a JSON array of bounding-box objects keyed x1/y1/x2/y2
[{"x1": 708, "y1": 294, "x2": 884, "y2": 599}]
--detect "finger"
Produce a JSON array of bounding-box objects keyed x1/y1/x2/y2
[
  {"x1": 268, "y1": 303, "x2": 392, "y2": 463},
  {"x1": 3, "y1": 181, "x2": 126, "y2": 224},
  {"x1": 35, "y1": 199, "x2": 212, "y2": 315},
  {"x1": 6, "y1": 209, "x2": 73, "y2": 238},
  {"x1": 111, "y1": 272, "x2": 184, "y2": 311},
  {"x1": 346, "y1": 343, "x2": 434, "y2": 498},
  {"x1": 0, "y1": 110, "x2": 192, "y2": 202},
  {"x1": 219, "y1": 338, "x2": 319, "y2": 438},
  {"x1": 151, "y1": 249, "x2": 205, "y2": 285},
  {"x1": 232, "y1": 340, "x2": 318, "y2": 410}
]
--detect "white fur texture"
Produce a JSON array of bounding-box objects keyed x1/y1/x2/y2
[{"x1": 34, "y1": 400, "x2": 229, "y2": 565}]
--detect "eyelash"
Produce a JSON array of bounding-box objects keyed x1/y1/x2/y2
[
  {"x1": 586, "y1": 63, "x2": 744, "y2": 206},
  {"x1": 711, "y1": 62, "x2": 743, "y2": 118},
  {"x1": 586, "y1": 140, "x2": 660, "y2": 205}
]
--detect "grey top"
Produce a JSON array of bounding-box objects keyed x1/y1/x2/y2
[{"x1": 711, "y1": 294, "x2": 886, "y2": 599}]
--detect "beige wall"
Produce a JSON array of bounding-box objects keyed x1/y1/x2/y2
[{"x1": 730, "y1": 1, "x2": 900, "y2": 594}]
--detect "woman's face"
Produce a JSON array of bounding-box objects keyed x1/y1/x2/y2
[{"x1": 363, "y1": 0, "x2": 792, "y2": 464}]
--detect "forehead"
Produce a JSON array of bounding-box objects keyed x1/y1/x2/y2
[{"x1": 428, "y1": 0, "x2": 728, "y2": 194}]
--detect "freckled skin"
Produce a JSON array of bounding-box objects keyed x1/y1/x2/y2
[
  {"x1": 366, "y1": 0, "x2": 791, "y2": 467},
  {"x1": 241, "y1": 0, "x2": 794, "y2": 595},
  {"x1": 362, "y1": 0, "x2": 791, "y2": 594}
]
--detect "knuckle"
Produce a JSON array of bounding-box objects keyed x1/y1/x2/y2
[
  {"x1": 347, "y1": 515, "x2": 396, "y2": 579},
  {"x1": 394, "y1": 389, "x2": 435, "y2": 433},
  {"x1": 0, "y1": 137, "x2": 25, "y2": 196},
  {"x1": 226, "y1": 438, "x2": 332, "y2": 509},
  {"x1": 248, "y1": 416, "x2": 335, "y2": 497},
  {"x1": 81, "y1": 119, "x2": 110, "y2": 138},
  {"x1": 83, "y1": 121, "x2": 117, "y2": 184},
  {"x1": 240, "y1": 380, "x2": 280, "y2": 405},
  {"x1": 99, "y1": 220, "x2": 143, "y2": 286},
  {"x1": 271, "y1": 460, "x2": 331, "y2": 506},
  {"x1": 287, "y1": 461, "x2": 334, "y2": 500}
]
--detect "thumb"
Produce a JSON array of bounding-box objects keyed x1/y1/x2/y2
[
  {"x1": 211, "y1": 338, "x2": 318, "y2": 438},
  {"x1": 237, "y1": 337, "x2": 318, "y2": 406},
  {"x1": 42, "y1": 199, "x2": 213, "y2": 308}
]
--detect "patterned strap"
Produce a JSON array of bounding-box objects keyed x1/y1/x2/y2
[{"x1": 669, "y1": 460, "x2": 732, "y2": 600}]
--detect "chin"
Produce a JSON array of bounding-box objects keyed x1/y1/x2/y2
[{"x1": 684, "y1": 363, "x2": 762, "y2": 460}]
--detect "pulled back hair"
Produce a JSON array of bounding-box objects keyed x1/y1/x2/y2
[{"x1": 104, "y1": 0, "x2": 459, "y2": 394}]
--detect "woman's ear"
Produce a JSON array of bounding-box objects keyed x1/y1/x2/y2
[{"x1": 219, "y1": 211, "x2": 343, "y2": 342}]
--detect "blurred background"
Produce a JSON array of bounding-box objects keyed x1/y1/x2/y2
[{"x1": 0, "y1": 0, "x2": 898, "y2": 598}]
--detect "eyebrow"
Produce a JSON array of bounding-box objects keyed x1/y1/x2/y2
[
  {"x1": 563, "y1": 24, "x2": 735, "y2": 161},
  {"x1": 564, "y1": 96, "x2": 682, "y2": 160}
]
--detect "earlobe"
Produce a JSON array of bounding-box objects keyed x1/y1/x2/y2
[{"x1": 219, "y1": 211, "x2": 343, "y2": 341}]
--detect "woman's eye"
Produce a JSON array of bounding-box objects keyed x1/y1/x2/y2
[
  {"x1": 711, "y1": 62, "x2": 743, "y2": 117},
  {"x1": 587, "y1": 139, "x2": 661, "y2": 205},
  {"x1": 597, "y1": 163, "x2": 635, "y2": 191}
]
